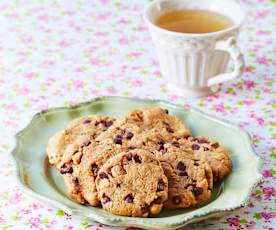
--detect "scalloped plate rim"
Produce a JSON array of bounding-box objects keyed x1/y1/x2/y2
[{"x1": 10, "y1": 96, "x2": 263, "y2": 229}]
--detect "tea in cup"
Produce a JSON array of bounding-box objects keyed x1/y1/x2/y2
[{"x1": 143, "y1": 0, "x2": 246, "y2": 98}]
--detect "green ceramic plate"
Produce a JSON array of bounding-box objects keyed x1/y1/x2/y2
[{"x1": 11, "y1": 96, "x2": 262, "y2": 230}]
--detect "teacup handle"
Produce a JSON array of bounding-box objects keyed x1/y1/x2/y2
[{"x1": 207, "y1": 37, "x2": 245, "y2": 87}]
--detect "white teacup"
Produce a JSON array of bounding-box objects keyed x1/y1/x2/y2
[{"x1": 143, "y1": 0, "x2": 246, "y2": 98}]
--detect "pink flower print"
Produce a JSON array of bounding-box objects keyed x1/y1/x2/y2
[
  {"x1": 9, "y1": 192, "x2": 22, "y2": 204},
  {"x1": 91, "y1": 89, "x2": 100, "y2": 97},
  {"x1": 5, "y1": 103, "x2": 17, "y2": 111},
  {"x1": 29, "y1": 217, "x2": 41, "y2": 228},
  {"x1": 106, "y1": 87, "x2": 117, "y2": 95},
  {"x1": 255, "y1": 10, "x2": 270, "y2": 19},
  {"x1": 256, "y1": 117, "x2": 265, "y2": 127},
  {"x1": 100, "y1": 0, "x2": 109, "y2": 4},
  {"x1": 227, "y1": 217, "x2": 241, "y2": 227},
  {"x1": 263, "y1": 170, "x2": 273, "y2": 178},
  {"x1": 90, "y1": 57, "x2": 101, "y2": 66},
  {"x1": 260, "y1": 212, "x2": 276, "y2": 221},
  {"x1": 73, "y1": 67, "x2": 85, "y2": 73},
  {"x1": 153, "y1": 70, "x2": 161, "y2": 77},
  {"x1": 39, "y1": 105, "x2": 49, "y2": 110},
  {"x1": 243, "y1": 80, "x2": 256, "y2": 90},
  {"x1": 245, "y1": 66, "x2": 255, "y2": 73},
  {"x1": 42, "y1": 60, "x2": 55, "y2": 67},
  {"x1": 18, "y1": 86, "x2": 30, "y2": 95},
  {"x1": 0, "y1": 93, "x2": 5, "y2": 99},
  {"x1": 66, "y1": 226, "x2": 74, "y2": 230},
  {"x1": 96, "y1": 12, "x2": 111, "y2": 20},
  {"x1": 30, "y1": 203, "x2": 42, "y2": 210},
  {"x1": 119, "y1": 36, "x2": 129, "y2": 45},
  {"x1": 23, "y1": 72, "x2": 35, "y2": 80},
  {"x1": 0, "y1": 217, "x2": 6, "y2": 225},
  {"x1": 257, "y1": 30, "x2": 270, "y2": 36},
  {"x1": 131, "y1": 79, "x2": 143, "y2": 87},
  {"x1": 59, "y1": 40, "x2": 70, "y2": 48},
  {"x1": 130, "y1": 52, "x2": 142, "y2": 58},
  {"x1": 213, "y1": 103, "x2": 226, "y2": 113},
  {"x1": 262, "y1": 187, "x2": 275, "y2": 199},
  {"x1": 257, "y1": 57, "x2": 269, "y2": 66},
  {"x1": 21, "y1": 209, "x2": 32, "y2": 214},
  {"x1": 262, "y1": 87, "x2": 272, "y2": 93},
  {"x1": 72, "y1": 80, "x2": 84, "y2": 90},
  {"x1": 137, "y1": 25, "x2": 147, "y2": 31},
  {"x1": 152, "y1": 59, "x2": 160, "y2": 67},
  {"x1": 38, "y1": 14, "x2": 49, "y2": 21},
  {"x1": 243, "y1": 99, "x2": 254, "y2": 106},
  {"x1": 168, "y1": 94, "x2": 179, "y2": 101},
  {"x1": 118, "y1": 19, "x2": 128, "y2": 24},
  {"x1": 21, "y1": 36, "x2": 33, "y2": 44},
  {"x1": 64, "y1": 11, "x2": 76, "y2": 16},
  {"x1": 95, "y1": 31, "x2": 106, "y2": 36}
]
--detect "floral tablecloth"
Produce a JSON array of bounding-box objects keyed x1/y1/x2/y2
[{"x1": 0, "y1": 0, "x2": 275, "y2": 229}]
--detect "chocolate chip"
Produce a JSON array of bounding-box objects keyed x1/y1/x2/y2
[
  {"x1": 198, "y1": 139, "x2": 209, "y2": 144},
  {"x1": 125, "y1": 194, "x2": 134, "y2": 203},
  {"x1": 129, "y1": 145, "x2": 136, "y2": 150},
  {"x1": 99, "y1": 172, "x2": 108, "y2": 180},
  {"x1": 91, "y1": 163, "x2": 98, "y2": 174},
  {"x1": 164, "y1": 109, "x2": 169, "y2": 114},
  {"x1": 141, "y1": 205, "x2": 149, "y2": 213},
  {"x1": 203, "y1": 147, "x2": 210, "y2": 151},
  {"x1": 60, "y1": 163, "x2": 73, "y2": 174},
  {"x1": 120, "y1": 129, "x2": 126, "y2": 135},
  {"x1": 102, "y1": 194, "x2": 111, "y2": 204},
  {"x1": 116, "y1": 183, "x2": 121, "y2": 188},
  {"x1": 179, "y1": 171, "x2": 188, "y2": 177},
  {"x1": 73, "y1": 177, "x2": 79, "y2": 184},
  {"x1": 154, "y1": 197, "x2": 162, "y2": 204},
  {"x1": 210, "y1": 142, "x2": 220, "y2": 148},
  {"x1": 166, "y1": 126, "x2": 174, "y2": 133},
  {"x1": 156, "y1": 143, "x2": 164, "y2": 151},
  {"x1": 193, "y1": 137, "x2": 209, "y2": 144},
  {"x1": 104, "y1": 120, "x2": 113, "y2": 127},
  {"x1": 126, "y1": 154, "x2": 132, "y2": 161},
  {"x1": 192, "y1": 144, "x2": 200, "y2": 150},
  {"x1": 177, "y1": 161, "x2": 186, "y2": 171},
  {"x1": 156, "y1": 140, "x2": 165, "y2": 151},
  {"x1": 172, "y1": 141, "x2": 180, "y2": 148},
  {"x1": 172, "y1": 196, "x2": 181, "y2": 205},
  {"x1": 193, "y1": 187, "x2": 203, "y2": 196},
  {"x1": 159, "y1": 140, "x2": 165, "y2": 145},
  {"x1": 126, "y1": 131, "x2": 134, "y2": 140},
  {"x1": 83, "y1": 119, "x2": 91, "y2": 124},
  {"x1": 194, "y1": 162, "x2": 199, "y2": 166},
  {"x1": 113, "y1": 135, "x2": 122, "y2": 145},
  {"x1": 133, "y1": 154, "x2": 142, "y2": 163},
  {"x1": 83, "y1": 140, "x2": 91, "y2": 147},
  {"x1": 157, "y1": 181, "x2": 165, "y2": 192}
]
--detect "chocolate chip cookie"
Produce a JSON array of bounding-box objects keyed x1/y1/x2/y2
[
  {"x1": 180, "y1": 136, "x2": 232, "y2": 182},
  {"x1": 139, "y1": 137, "x2": 213, "y2": 209},
  {"x1": 96, "y1": 149, "x2": 168, "y2": 217},
  {"x1": 46, "y1": 115, "x2": 115, "y2": 166},
  {"x1": 125, "y1": 107, "x2": 191, "y2": 142},
  {"x1": 58, "y1": 119, "x2": 142, "y2": 206}
]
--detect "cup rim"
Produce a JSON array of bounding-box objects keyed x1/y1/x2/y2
[{"x1": 143, "y1": 0, "x2": 247, "y2": 38}]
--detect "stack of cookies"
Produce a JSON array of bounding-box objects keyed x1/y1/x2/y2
[{"x1": 46, "y1": 107, "x2": 231, "y2": 217}]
